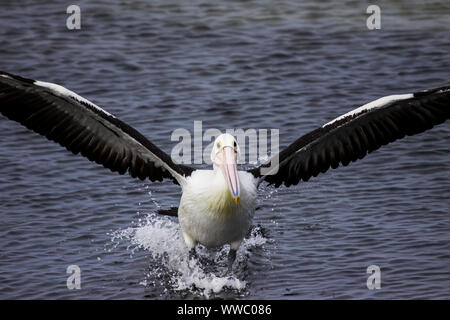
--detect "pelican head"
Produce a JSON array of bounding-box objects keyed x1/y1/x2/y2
[{"x1": 211, "y1": 133, "x2": 241, "y2": 204}]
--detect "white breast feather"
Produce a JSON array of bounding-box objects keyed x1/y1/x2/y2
[{"x1": 178, "y1": 170, "x2": 257, "y2": 248}]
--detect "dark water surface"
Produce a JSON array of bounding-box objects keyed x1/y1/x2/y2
[{"x1": 0, "y1": 0, "x2": 449, "y2": 299}]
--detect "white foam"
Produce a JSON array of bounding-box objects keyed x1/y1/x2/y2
[{"x1": 109, "y1": 213, "x2": 267, "y2": 298}]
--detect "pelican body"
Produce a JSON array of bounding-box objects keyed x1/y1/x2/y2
[
  {"x1": 0, "y1": 71, "x2": 449, "y2": 267},
  {"x1": 179, "y1": 169, "x2": 257, "y2": 250},
  {"x1": 178, "y1": 133, "x2": 257, "y2": 255}
]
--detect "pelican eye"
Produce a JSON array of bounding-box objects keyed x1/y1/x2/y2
[
  {"x1": 217, "y1": 141, "x2": 222, "y2": 149},
  {"x1": 233, "y1": 141, "x2": 237, "y2": 149}
]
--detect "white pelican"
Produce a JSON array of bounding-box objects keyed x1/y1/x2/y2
[{"x1": 1, "y1": 72, "x2": 449, "y2": 268}]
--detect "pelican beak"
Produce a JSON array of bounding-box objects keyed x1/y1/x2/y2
[{"x1": 219, "y1": 146, "x2": 240, "y2": 205}]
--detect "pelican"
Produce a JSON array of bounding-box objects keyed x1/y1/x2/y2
[{"x1": 1, "y1": 72, "x2": 449, "y2": 268}]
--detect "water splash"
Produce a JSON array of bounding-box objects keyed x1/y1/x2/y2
[{"x1": 109, "y1": 212, "x2": 268, "y2": 298}]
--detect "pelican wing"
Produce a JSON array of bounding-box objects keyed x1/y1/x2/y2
[
  {"x1": 249, "y1": 86, "x2": 450, "y2": 187},
  {"x1": 0, "y1": 72, "x2": 194, "y2": 185}
]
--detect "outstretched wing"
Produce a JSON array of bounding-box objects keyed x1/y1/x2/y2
[
  {"x1": 248, "y1": 86, "x2": 450, "y2": 187},
  {"x1": 0, "y1": 72, "x2": 194, "y2": 185}
]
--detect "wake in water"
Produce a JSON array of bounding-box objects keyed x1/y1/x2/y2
[{"x1": 108, "y1": 212, "x2": 268, "y2": 298}]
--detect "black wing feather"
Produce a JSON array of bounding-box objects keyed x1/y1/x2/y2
[
  {"x1": 249, "y1": 86, "x2": 450, "y2": 187},
  {"x1": 0, "y1": 72, "x2": 194, "y2": 184}
]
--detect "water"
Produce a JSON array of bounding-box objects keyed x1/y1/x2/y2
[{"x1": 0, "y1": 0, "x2": 449, "y2": 299}]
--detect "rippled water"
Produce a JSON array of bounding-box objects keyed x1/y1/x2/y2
[{"x1": 0, "y1": 0, "x2": 449, "y2": 299}]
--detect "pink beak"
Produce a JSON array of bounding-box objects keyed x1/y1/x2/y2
[{"x1": 219, "y1": 146, "x2": 240, "y2": 204}]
